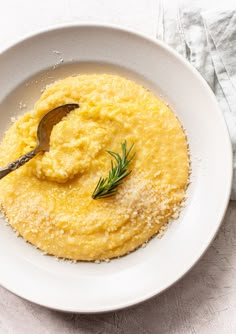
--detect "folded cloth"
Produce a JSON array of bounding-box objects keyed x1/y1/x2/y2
[{"x1": 157, "y1": 4, "x2": 236, "y2": 199}]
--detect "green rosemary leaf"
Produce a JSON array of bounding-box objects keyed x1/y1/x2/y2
[{"x1": 92, "y1": 141, "x2": 135, "y2": 200}]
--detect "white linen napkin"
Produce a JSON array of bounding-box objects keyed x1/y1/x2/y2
[{"x1": 157, "y1": 4, "x2": 236, "y2": 199}]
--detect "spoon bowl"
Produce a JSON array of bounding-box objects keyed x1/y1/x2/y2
[{"x1": 0, "y1": 103, "x2": 79, "y2": 179}]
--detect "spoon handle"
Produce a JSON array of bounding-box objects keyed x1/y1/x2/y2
[{"x1": 0, "y1": 149, "x2": 38, "y2": 179}]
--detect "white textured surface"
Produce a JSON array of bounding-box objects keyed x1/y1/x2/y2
[{"x1": 0, "y1": 0, "x2": 236, "y2": 333}]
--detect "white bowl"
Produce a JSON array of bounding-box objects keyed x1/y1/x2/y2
[{"x1": 0, "y1": 24, "x2": 232, "y2": 313}]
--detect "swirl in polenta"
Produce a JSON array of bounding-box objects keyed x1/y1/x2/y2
[{"x1": 0, "y1": 74, "x2": 189, "y2": 261}]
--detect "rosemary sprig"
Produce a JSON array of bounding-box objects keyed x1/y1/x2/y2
[{"x1": 92, "y1": 141, "x2": 135, "y2": 200}]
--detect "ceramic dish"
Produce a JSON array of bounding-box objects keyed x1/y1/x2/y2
[{"x1": 0, "y1": 24, "x2": 232, "y2": 313}]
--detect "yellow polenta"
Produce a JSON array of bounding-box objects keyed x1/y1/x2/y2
[{"x1": 0, "y1": 74, "x2": 189, "y2": 261}]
